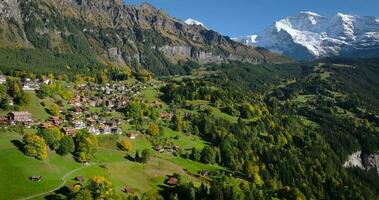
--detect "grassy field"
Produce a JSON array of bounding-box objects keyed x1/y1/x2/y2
[
  {"x1": 186, "y1": 100, "x2": 239, "y2": 122},
  {"x1": 0, "y1": 78, "x2": 228, "y2": 199},
  {"x1": 19, "y1": 91, "x2": 51, "y2": 122},
  {"x1": 161, "y1": 127, "x2": 207, "y2": 151},
  {"x1": 143, "y1": 88, "x2": 159, "y2": 103},
  {"x1": 293, "y1": 94, "x2": 316, "y2": 104},
  {"x1": 0, "y1": 131, "x2": 81, "y2": 200},
  {"x1": 0, "y1": 128, "x2": 220, "y2": 199}
]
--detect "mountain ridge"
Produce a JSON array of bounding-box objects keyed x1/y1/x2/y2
[
  {"x1": 234, "y1": 12, "x2": 379, "y2": 60},
  {"x1": 0, "y1": 0, "x2": 289, "y2": 75}
]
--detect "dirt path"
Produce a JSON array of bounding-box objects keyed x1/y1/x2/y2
[{"x1": 18, "y1": 164, "x2": 95, "y2": 200}]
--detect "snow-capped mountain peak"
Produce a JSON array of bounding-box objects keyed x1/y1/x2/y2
[
  {"x1": 184, "y1": 18, "x2": 207, "y2": 29},
  {"x1": 300, "y1": 11, "x2": 321, "y2": 17},
  {"x1": 234, "y1": 12, "x2": 379, "y2": 60}
]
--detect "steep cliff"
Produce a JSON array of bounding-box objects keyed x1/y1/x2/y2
[{"x1": 0, "y1": 0, "x2": 289, "y2": 75}]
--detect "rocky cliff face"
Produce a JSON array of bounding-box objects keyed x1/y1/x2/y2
[
  {"x1": 344, "y1": 151, "x2": 379, "y2": 176},
  {"x1": 0, "y1": 0, "x2": 288, "y2": 74}
]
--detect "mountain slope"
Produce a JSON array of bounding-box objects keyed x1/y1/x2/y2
[
  {"x1": 0, "y1": 0, "x2": 288, "y2": 75},
  {"x1": 234, "y1": 12, "x2": 379, "y2": 60}
]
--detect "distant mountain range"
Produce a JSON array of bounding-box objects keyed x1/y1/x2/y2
[
  {"x1": 0, "y1": 0, "x2": 288, "y2": 75},
  {"x1": 234, "y1": 12, "x2": 379, "y2": 60}
]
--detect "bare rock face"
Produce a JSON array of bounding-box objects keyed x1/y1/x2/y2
[
  {"x1": 159, "y1": 45, "x2": 192, "y2": 58},
  {"x1": 344, "y1": 151, "x2": 379, "y2": 176},
  {"x1": 0, "y1": 0, "x2": 31, "y2": 48},
  {"x1": 193, "y1": 51, "x2": 224, "y2": 64},
  {"x1": 363, "y1": 154, "x2": 379, "y2": 175},
  {"x1": 343, "y1": 151, "x2": 365, "y2": 169},
  {"x1": 108, "y1": 47, "x2": 126, "y2": 66},
  {"x1": 0, "y1": 0, "x2": 20, "y2": 21}
]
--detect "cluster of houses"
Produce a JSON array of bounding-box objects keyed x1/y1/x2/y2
[
  {"x1": 22, "y1": 77, "x2": 52, "y2": 91},
  {"x1": 153, "y1": 143, "x2": 180, "y2": 154},
  {"x1": 0, "y1": 77, "x2": 176, "y2": 142},
  {"x1": 38, "y1": 108, "x2": 123, "y2": 137},
  {"x1": 62, "y1": 82, "x2": 152, "y2": 136},
  {"x1": 0, "y1": 75, "x2": 52, "y2": 90},
  {"x1": 70, "y1": 82, "x2": 148, "y2": 110}
]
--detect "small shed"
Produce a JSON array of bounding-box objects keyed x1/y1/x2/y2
[
  {"x1": 74, "y1": 176, "x2": 84, "y2": 182},
  {"x1": 29, "y1": 176, "x2": 42, "y2": 182},
  {"x1": 165, "y1": 177, "x2": 178, "y2": 186},
  {"x1": 122, "y1": 186, "x2": 134, "y2": 194}
]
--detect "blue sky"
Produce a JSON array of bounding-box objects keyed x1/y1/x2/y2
[{"x1": 125, "y1": 0, "x2": 379, "y2": 37}]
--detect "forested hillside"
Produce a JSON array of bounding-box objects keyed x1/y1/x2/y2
[{"x1": 158, "y1": 58, "x2": 379, "y2": 199}]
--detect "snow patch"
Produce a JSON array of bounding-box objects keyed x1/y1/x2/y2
[{"x1": 185, "y1": 18, "x2": 207, "y2": 29}]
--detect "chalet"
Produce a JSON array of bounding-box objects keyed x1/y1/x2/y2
[
  {"x1": 49, "y1": 116, "x2": 62, "y2": 126},
  {"x1": 40, "y1": 122, "x2": 55, "y2": 129},
  {"x1": 173, "y1": 145, "x2": 180, "y2": 151},
  {"x1": 106, "y1": 120, "x2": 119, "y2": 127},
  {"x1": 111, "y1": 127, "x2": 122, "y2": 135},
  {"x1": 8, "y1": 112, "x2": 32, "y2": 123},
  {"x1": 73, "y1": 107, "x2": 83, "y2": 116},
  {"x1": 22, "y1": 82, "x2": 39, "y2": 91},
  {"x1": 87, "y1": 118, "x2": 96, "y2": 126},
  {"x1": 165, "y1": 177, "x2": 178, "y2": 186},
  {"x1": 152, "y1": 100, "x2": 161, "y2": 108},
  {"x1": 70, "y1": 96, "x2": 81, "y2": 106},
  {"x1": 42, "y1": 78, "x2": 52, "y2": 85},
  {"x1": 62, "y1": 127, "x2": 77, "y2": 137},
  {"x1": 73, "y1": 121, "x2": 86, "y2": 130},
  {"x1": 99, "y1": 125, "x2": 111, "y2": 134},
  {"x1": 199, "y1": 170, "x2": 209, "y2": 177},
  {"x1": 159, "y1": 112, "x2": 173, "y2": 121},
  {"x1": 122, "y1": 186, "x2": 133, "y2": 194},
  {"x1": 0, "y1": 75, "x2": 6, "y2": 84},
  {"x1": 88, "y1": 126, "x2": 100, "y2": 135},
  {"x1": 154, "y1": 145, "x2": 165, "y2": 153},
  {"x1": 87, "y1": 99, "x2": 96, "y2": 107},
  {"x1": 29, "y1": 176, "x2": 42, "y2": 182},
  {"x1": 127, "y1": 132, "x2": 136, "y2": 139},
  {"x1": 74, "y1": 176, "x2": 84, "y2": 182},
  {"x1": 0, "y1": 116, "x2": 9, "y2": 126},
  {"x1": 105, "y1": 100, "x2": 114, "y2": 108}
]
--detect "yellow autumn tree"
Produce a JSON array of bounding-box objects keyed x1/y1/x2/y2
[
  {"x1": 87, "y1": 176, "x2": 113, "y2": 199},
  {"x1": 23, "y1": 134, "x2": 48, "y2": 160},
  {"x1": 118, "y1": 139, "x2": 132, "y2": 151},
  {"x1": 147, "y1": 123, "x2": 160, "y2": 137}
]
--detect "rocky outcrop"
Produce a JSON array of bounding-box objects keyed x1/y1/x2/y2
[
  {"x1": 343, "y1": 151, "x2": 365, "y2": 169},
  {"x1": 344, "y1": 151, "x2": 379, "y2": 176},
  {"x1": 0, "y1": 0, "x2": 31, "y2": 48},
  {"x1": 159, "y1": 45, "x2": 192, "y2": 59},
  {"x1": 363, "y1": 154, "x2": 379, "y2": 175}
]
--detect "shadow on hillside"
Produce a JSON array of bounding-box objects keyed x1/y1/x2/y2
[
  {"x1": 158, "y1": 184, "x2": 177, "y2": 199},
  {"x1": 124, "y1": 154, "x2": 136, "y2": 162},
  {"x1": 44, "y1": 186, "x2": 71, "y2": 200},
  {"x1": 11, "y1": 139, "x2": 24, "y2": 152}
]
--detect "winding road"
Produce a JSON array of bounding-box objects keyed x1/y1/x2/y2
[{"x1": 18, "y1": 163, "x2": 95, "y2": 200}]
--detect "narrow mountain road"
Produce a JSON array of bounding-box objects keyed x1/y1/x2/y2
[{"x1": 18, "y1": 163, "x2": 96, "y2": 200}]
